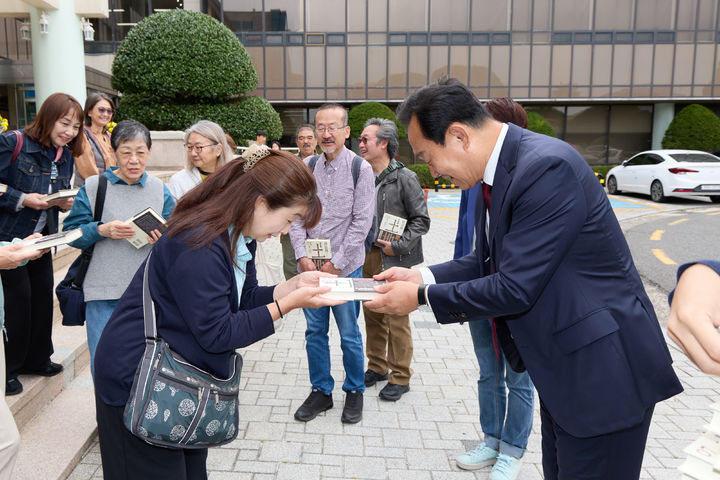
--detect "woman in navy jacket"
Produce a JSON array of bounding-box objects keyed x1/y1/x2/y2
[
  {"x1": 0, "y1": 92, "x2": 84, "y2": 395},
  {"x1": 93, "y1": 146, "x2": 342, "y2": 479}
]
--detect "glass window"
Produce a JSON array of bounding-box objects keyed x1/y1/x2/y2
[
  {"x1": 431, "y1": 0, "x2": 469, "y2": 31},
  {"x1": 592, "y1": 45, "x2": 612, "y2": 86},
  {"x1": 553, "y1": 0, "x2": 591, "y2": 30},
  {"x1": 470, "y1": 46, "x2": 490, "y2": 87},
  {"x1": 652, "y1": 45, "x2": 673, "y2": 85},
  {"x1": 368, "y1": 0, "x2": 388, "y2": 31},
  {"x1": 389, "y1": 0, "x2": 427, "y2": 31},
  {"x1": 472, "y1": 0, "x2": 509, "y2": 31},
  {"x1": 511, "y1": 0, "x2": 532, "y2": 31},
  {"x1": 636, "y1": 0, "x2": 673, "y2": 29},
  {"x1": 531, "y1": 45, "x2": 551, "y2": 85},
  {"x1": 695, "y1": 44, "x2": 715, "y2": 85},
  {"x1": 327, "y1": 47, "x2": 346, "y2": 88},
  {"x1": 612, "y1": 45, "x2": 633, "y2": 86},
  {"x1": 307, "y1": 0, "x2": 345, "y2": 32},
  {"x1": 388, "y1": 46, "x2": 407, "y2": 87},
  {"x1": 347, "y1": 46, "x2": 366, "y2": 89},
  {"x1": 595, "y1": 0, "x2": 633, "y2": 29},
  {"x1": 565, "y1": 105, "x2": 609, "y2": 164},
  {"x1": 409, "y1": 46, "x2": 428, "y2": 87},
  {"x1": 572, "y1": 45, "x2": 592, "y2": 85},
  {"x1": 367, "y1": 46, "x2": 387, "y2": 87},
  {"x1": 551, "y1": 46, "x2": 571, "y2": 87},
  {"x1": 632, "y1": 45, "x2": 653, "y2": 86},
  {"x1": 490, "y1": 46, "x2": 510, "y2": 86},
  {"x1": 306, "y1": 47, "x2": 325, "y2": 88},
  {"x1": 429, "y1": 46, "x2": 448, "y2": 82},
  {"x1": 625, "y1": 154, "x2": 646, "y2": 166},
  {"x1": 698, "y1": 0, "x2": 717, "y2": 30},
  {"x1": 262, "y1": 0, "x2": 303, "y2": 31},
  {"x1": 348, "y1": 0, "x2": 366, "y2": 32},
  {"x1": 532, "y1": 0, "x2": 552, "y2": 30},
  {"x1": 609, "y1": 105, "x2": 652, "y2": 164},
  {"x1": 265, "y1": 47, "x2": 284, "y2": 88},
  {"x1": 285, "y1": 47, "x2": 304, "y2": 88},
  {"x1": 222, "y1": 0, "x2": 262, "y2": 32},
  {"x1": 246, "y1": 46, "x2": 263, "y2": 86},
  {"x1": 674, "y1": 45, "x2": 695, "y2": 86},
  {"x1": 511, "y1": 45, "x2": 530, "y2": 86},
  {"x1": 525, "y1": 106, "x2": 565, "y2": 136},
  {"x1": 676, "y1": 0, "x2": 698, "y2": 30},
  {"x1": 450, "y1": 46, "x2": 470, "y2": 83}
]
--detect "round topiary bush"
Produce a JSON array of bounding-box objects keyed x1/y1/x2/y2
[
  {"x1": 662, "y1": 104, "x2": 720, "y2": 151},
  {"x1": 115, "y1": 94, "x2": 282, "y2": 142},
  {"x1": 348, "y1": 102, "x2": 407, "y2": 139},
  {"x1": 112, "y1": 10, "x2": 257, "y2": 100},
  {"x1": 526, "y1": 111, "x2": 557, "y2": 137}
]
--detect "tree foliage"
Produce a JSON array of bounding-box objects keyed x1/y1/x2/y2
[
  {"x1": 526, "y1": 111, "x2": 557, "y2": 137},
  {"x1": 662, "y1": 104, "x2": 720, "y2": 151},
  {"x1": 347, "y1": 102, "x2": 407, "y2": 139}
]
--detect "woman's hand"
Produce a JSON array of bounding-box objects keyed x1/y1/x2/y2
[
  {"x1": 273, "y1": 270, "x2": 335, "y2": 300},
  {"x1": 283, "y1": 285, "x2": 346, "y2": 311},
  {"x1": 0, "y1": 235, "x2": 47, "y2": 269},
  {"x1": 47, "y1": 196, "x2": 74, "y2": 211},
  {"x1": 22, "y1": 193, "x2": 51, "y2": 211},
  {"x1": 147, "y1": 229, "x2": 163, "y2": 245},
  {"x1": 98, "y1": 220, "x2": 136, "y2": 239}
]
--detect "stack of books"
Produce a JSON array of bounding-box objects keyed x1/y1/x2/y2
[{"x1": 681, "y1": 403, "x2": 720, "y2": 479}]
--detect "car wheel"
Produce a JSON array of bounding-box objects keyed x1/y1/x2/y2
[
  {"x1": 711, "y1": 196, "x2": 720, "y2": 203},
  {"x1": 650, "y1": 180, "x2": 666, "y2": 203},
  {"x1": 607, "y1": 176, "x2": 618, "y2": 194}
]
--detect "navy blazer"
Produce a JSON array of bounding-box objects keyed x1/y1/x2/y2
[
  {"x1": 94, "y1": 229, "x2": 276, "y2": 407},
  {"x1": 428, "y1": 124, "x2": 683, "y2": 438}
]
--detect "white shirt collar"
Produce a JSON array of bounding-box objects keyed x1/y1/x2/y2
[{"x1": 482, "y1": 123, "x2": 509, "y2": 188}]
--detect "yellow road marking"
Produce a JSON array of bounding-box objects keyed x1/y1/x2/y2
[
  {"x1": 650, "y1": 230, "x2": 664, "y2": 241},
  {"x1": 428, "y1": 207, "x2": 460, "y2": 212},
  {"x1": 652, "y1": 249, "x2": 676, "y2": 265},
  {"x1": 709, "y1": 212, "x2": 720, "y2": 216},
  {"x1": 430, "y1": 214, "x2": 459, "y2": 220},
  {"x1": 607, "y1": 195, "x2": 665, "y2": 209},
  {"x1": 668, "y1": 218, "x2": 688, "y2": 226}
]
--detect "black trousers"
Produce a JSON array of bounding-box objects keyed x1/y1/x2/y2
[
  {"x1": 1, "y1": 251, "x2": 54, "y2": 379},
  {"x1": 95, "y1": 396, "x2": 208, "y2": 480},
  {"x1": 541, "y1": 399, "x2": 654, "y2": 480}
]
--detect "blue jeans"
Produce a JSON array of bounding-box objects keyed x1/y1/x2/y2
[
  {"x1": 85, "y1": 299, "x2": 119, "y2": 378},
  {"x1": 303, "y1": 266, "x2": 364, "y2": 395},
  {"x1": 469, "y1": 318, "x2": 534, "y2": 458}
]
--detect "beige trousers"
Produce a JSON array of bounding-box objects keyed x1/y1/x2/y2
[
  {"x1": 362, "y1": 247, "x2": 414, "y2": 385},
  {"x1": 0, "y1": 339, "x2": 19, "y2": 480}
]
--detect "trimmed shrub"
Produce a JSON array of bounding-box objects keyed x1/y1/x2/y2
[
  {"x1": 112, "y1": 10, "x2": 257, "y2": 100},
  {"x1": 405, "y1": 163, "x2": 453, "y2": 188},
  {"x1": 662, "y1": 104, "x2": 720, "y2": 151},
  {"x1": 526, "y1": 111, "x2": 557, "y2": 138},
  {"x1": 347, "y1": 102, "x2": 407, "y2": 139},
  {"x1": 115, "y1": 94, "x2": 282, "y2": 142}
]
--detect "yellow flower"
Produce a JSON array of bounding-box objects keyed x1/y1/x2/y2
[{"x1": 105, "y1": 121, "x2": 117, "y2": 133}]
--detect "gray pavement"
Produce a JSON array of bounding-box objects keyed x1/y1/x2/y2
[{"x1": 69, "y1": 190, "x2": 718, "y2": 479}]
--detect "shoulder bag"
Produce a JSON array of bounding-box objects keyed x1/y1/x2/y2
[
  {"x1": 56, "y1": 175, "x2": 108, "y2": 326},
  {"x1": 123, "y1": 252, "x2": 242, "y2": 449}
]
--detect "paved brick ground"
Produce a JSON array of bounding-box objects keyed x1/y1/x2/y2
[{"x1": 68, "y1": 191, "x2": 719, "y2": 479}]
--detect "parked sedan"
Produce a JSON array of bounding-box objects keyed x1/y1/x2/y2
[{"x1": 606, "y1": 150, "x2": 720, "y2": 203}]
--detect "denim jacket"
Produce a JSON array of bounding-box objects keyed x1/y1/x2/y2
[{"x1": 0, "y1": 130, "x2": 73, "y2": 241}]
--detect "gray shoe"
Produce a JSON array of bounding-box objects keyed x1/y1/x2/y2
[{"x1": 379, "y1": 382, "x2": 410, "y2": 401}]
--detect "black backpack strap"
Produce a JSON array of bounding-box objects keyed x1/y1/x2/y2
[
  {"x1": 72, "y1": 175, "x2": 108, "y2": 288},
  {"x1": 307, "y1": 155, "x2": 320, "y2": 173},
  {"x1": 351, "y1": 155, "x2": 363, "y2": 188}
]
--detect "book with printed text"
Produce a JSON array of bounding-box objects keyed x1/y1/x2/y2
[
  {"x1": 45, "y1": 188, "x2": 79, "y2": 202},
  {"x1": 17, "y1": 229, "x2": 82, "y2": 253},
  {"x1": 318, "y1": 277, "x2": 386, "y2": 301},
  {"x1": 126, "y1": 207, "x2": 167, "y2": 249}
]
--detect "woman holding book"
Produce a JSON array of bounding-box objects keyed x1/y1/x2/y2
[
  {"x1": 0, "y1": 92, "x2": 84, "y2": 396},
  {"x1": 93, "y1": 145, "x2": 341, "y2": 479},
  {"x1": 63, "y1": 119, "x2": 175, "y2": 375},
  {"x1": 73, "y1": 92, "x2": 117, "y2": 187},
  {"x1": 168, "y1": 120, "x2": 234, "y2": 200}
]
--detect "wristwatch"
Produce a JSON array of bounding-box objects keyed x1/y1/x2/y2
[{"x1": 417, "y1": 284, "x2": 427, "y2": 306}]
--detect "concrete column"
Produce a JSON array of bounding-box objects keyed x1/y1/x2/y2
[
  {"x1": 29, "y1": 0, "x2": 87, "y2": 108},
  {"x1": 652, "y1": 103, "x2": 675, "y2": 150}
]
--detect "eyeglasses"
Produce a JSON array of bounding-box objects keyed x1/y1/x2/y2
[
  {"x1": 358, "y1": 136, "x2": 376, "y2": 144},
  {"x1": 184, "y1": 144, "x2": 217, "y2": 153},
  {"x1": 96, "y1": 107, "x2": 114, "y2": 115},
  {"x1": 315, "y1": 125, "x2": 346, "y2": 134}
]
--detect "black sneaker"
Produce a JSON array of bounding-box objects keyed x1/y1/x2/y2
[
  {"x1": 379, "y1": 382, "x2": 410, "y2": 401},
  {"x1": 341, "y1": 391, "x2": 363, "y2": 424},
  {"x1": 294, "y1": 390, "x2": 333, "y2": 422},
  {"x1": 20, "y1": 361, "x2": 63, "y2": 377},
  {"x1": 6, "y1": 377, "x2": 22, "y2": 396},
  {"x1": 364, "y1": 369, "x2": 388, "y2": 387}
]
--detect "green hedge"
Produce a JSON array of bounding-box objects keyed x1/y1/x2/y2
[
  {"x1": 526, "y1": 111, "x2": 557, "y2": 137},
  {"x1": 347, "y1": 102, "x2": 406, "y2": 139},
  {"x1": 662, "y1": 104, "x2": 720, "y2": 151},
  {"x1": 112, "y1": 10, "x2": 257, "y2": 100},
  {"x1": 405, "y1": 163, "x2": 453, "y2": 189},
  {"x1": 115, "y1": 95, "x2": 282, "y2": 142}
]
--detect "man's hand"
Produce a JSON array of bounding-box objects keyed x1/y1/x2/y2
[
  {"x1": 22, "y1": 193, "x2": 50, "y2": 211},
  {"x1": 363, "y1": 281, "x2": 419, "y2": 315},
  {"x1": 376, "y1": 239, "x2": 395, "y2": 256},
  {"x1": 48, "y1": 196, "x2": 74, "y2": 211},
  {"x1": 668, "y1": 263, "x2": 720, "y2": 375},
  {"x1": 320, "y1": 260, "x2": 340, "y2": 275},
  {"x1": 98, "y1": 220, "x2": 136, "y2": 239},
  {"x1": 297, "y1": 257, "x2": 316, "y2": 272},
  {"x1": 373, "y1": 266, "x2": 422, "y2": 284}
]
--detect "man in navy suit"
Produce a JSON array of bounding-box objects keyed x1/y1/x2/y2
[{"x1": 365, "y1": 78, "x2": 683, "y2": 480}]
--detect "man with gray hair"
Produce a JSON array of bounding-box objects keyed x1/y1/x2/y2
[{"x1": 359, "y1": 117, "x2": 430, "y2": 401}]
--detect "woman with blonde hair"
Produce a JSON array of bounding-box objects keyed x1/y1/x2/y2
[{"x1": 168, "y1": 120, "x2": 233, "y2": 200}]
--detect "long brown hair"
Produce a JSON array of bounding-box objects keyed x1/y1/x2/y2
[
  {"x1": 168, "y1": 150, "x2": 322, "y2": 261},
  {"x1": 84, "y1": 92, "x2": 115, "y2": 127},
  {"x1": 484, "y1": 97, "x2": 528, "y2": 128},
  {"x1": 24, "y1": 92, "x2": 84, "y2": 157}
]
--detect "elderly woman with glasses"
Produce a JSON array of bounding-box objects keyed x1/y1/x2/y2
[
  {"x1": 73, "y1": 92, "x2": 117, "y2": 187},
  {"x1": 168, "y1": 120, "x2": 234, "y2": 200},
  {"x1": 63, "y1": 119, "x2": 175, "y2": 375}
]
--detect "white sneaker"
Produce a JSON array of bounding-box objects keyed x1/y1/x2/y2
[
  {"x1": 490, "y1": 453, "x2": 522, "y2": 480},
  {"x1": 456, "y1": 442, "x2": 499, "y2": 470}
]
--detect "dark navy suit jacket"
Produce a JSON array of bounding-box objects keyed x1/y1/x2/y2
[{"x1": 428, "y1": 124, "x2": 683, "y2": 438}]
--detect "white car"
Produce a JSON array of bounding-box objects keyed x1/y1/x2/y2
[{"x1": 606, "y1": 149, "x2": 720, "y2": 203}]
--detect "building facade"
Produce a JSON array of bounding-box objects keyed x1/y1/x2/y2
[{"x1": 2, "y1": 0, "x2": 720, "y2": 164}]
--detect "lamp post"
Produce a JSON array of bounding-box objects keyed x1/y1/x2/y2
[{"x1": 39, "y1": 12, "x2": 49, "y2": 35}]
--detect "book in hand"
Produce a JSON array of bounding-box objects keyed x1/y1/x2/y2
[
  {"x1": 0, "y1": 184, "x2": 7, "y2": 194},
  {"x1": 17, "y1": 228, "x2": 83, "y2": 253},
  {"x1": 305, "y1": 239, "x2": 332, "y2": 270},
  {"x1": 45, "y1": 188, "x2": 79, "y2": 202},
  {"x1": 126, "y1": 207, "x2": 167, "y2": 249},
  {"x1": 680, "y1": 431, "x2": 720, "y2": 479},
  {"x1": 318, "y1": 277, "x2": 386, "y2": 301},
  {"x1": 378, "y1": 213, "x2": 407, "y2": 243}
]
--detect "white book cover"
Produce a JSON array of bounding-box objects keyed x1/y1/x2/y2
[
  {"x1": 0, "y1": 184, "x2": 6, "y2": 193},
  {"x1": 305, "y1": 239, "x2": 331, "y2": 259},
  {"x1": 378, "y1": 213, "x2": 407, "y2": 242},
  {"x1": 126, "y1": 207, "x2": 167, "y2": 249},
  {"x1": 45, "y1": 188, "x2": 79, "y2": 202},
  {"x1": 17, "y1": 228, "x2": 82, "y2": 253},
  {"x1": 318, "y1": 277, "x2": 386, "y2": 301}
]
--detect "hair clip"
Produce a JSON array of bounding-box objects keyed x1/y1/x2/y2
[{"x1": 242, "y1": 143, "x2": 272, "y2": 172}]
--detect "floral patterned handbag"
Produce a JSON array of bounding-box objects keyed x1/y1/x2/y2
[{"x1": 123, "y1": 253, "x2": 242, "y2": 449}]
